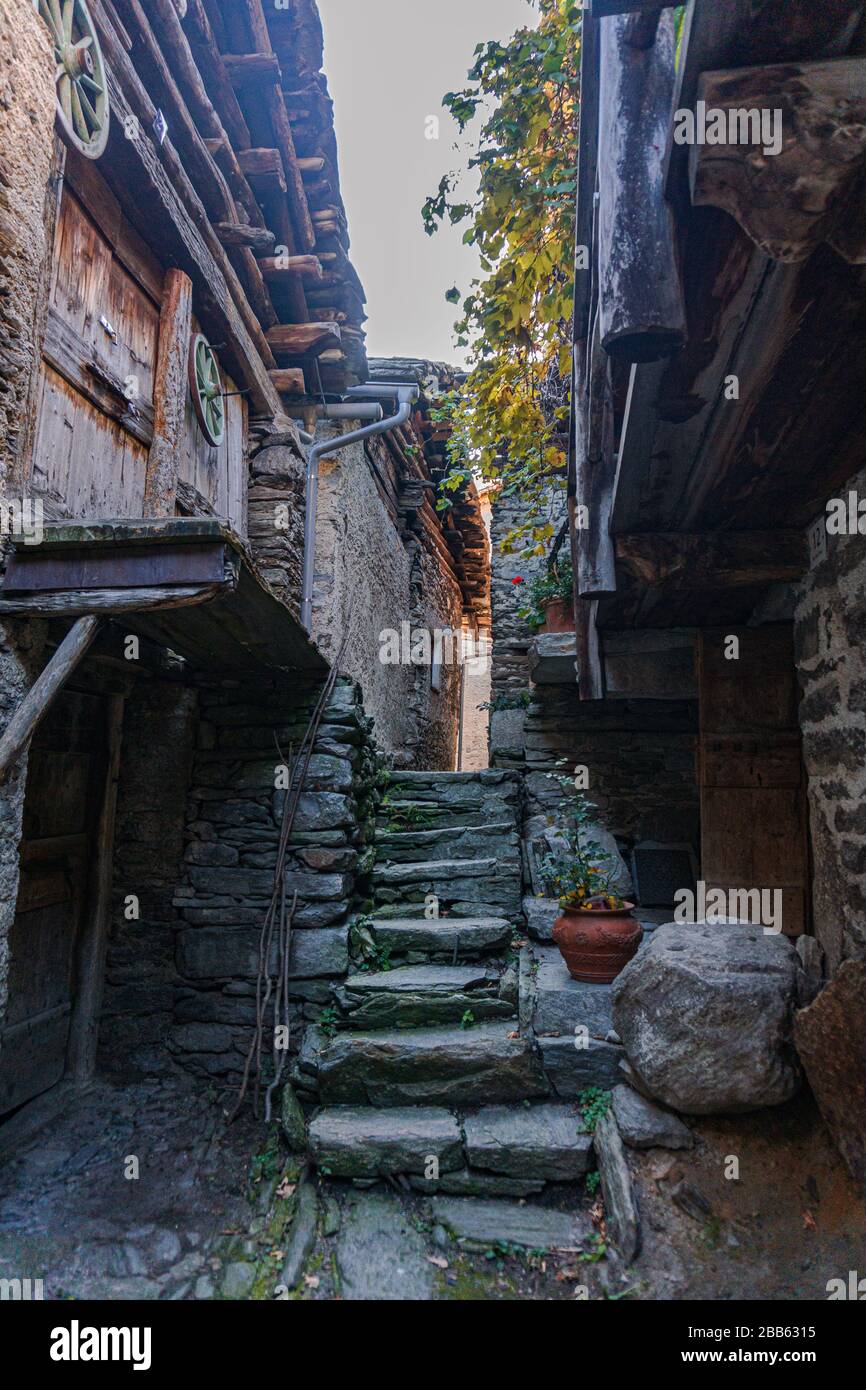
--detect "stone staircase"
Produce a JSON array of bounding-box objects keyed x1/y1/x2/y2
[{"x1": 296, "y1": 770, "x2": 625, "y2": 1193}]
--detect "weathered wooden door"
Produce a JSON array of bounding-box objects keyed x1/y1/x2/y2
[
  {"x1": 0, "y1": 689, "x2": 105, "y2": 1114},
  {"x1": 697, "y1": 625, "x2": 810, "y2": 938}
]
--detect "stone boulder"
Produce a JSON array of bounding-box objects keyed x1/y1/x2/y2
[{"x1": 612, "y1": 922, "x2": 801, "y2": 1114}]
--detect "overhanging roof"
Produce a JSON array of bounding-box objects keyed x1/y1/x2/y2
[{"x1": 1, "y1": 519, "x2": 328, "y2": 679}]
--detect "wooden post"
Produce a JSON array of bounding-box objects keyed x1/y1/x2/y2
[
  {"x1": 597, "y1": 9, "x2": 685, "y2": 361},
  {"x1": 66, "y1": 692, "x2": 124, "y2": 1084},
  {"x1": 0, "y1": 617, "x2": 102, "y2": 782},
  {"x1": 144, "y1": 269, "x2": 193, "y2": 518}
]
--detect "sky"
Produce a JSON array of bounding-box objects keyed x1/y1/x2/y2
[{"x1": 317, "y1": 0, "x2": 533, "y2": 368}]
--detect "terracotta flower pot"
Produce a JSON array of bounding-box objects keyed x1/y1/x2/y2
[
  {"x1": 552, "y1": 902, "x2": 642, "y2": 984},
  {"x1": 541, "y1": 597, "x2": 575, "y2": 634}
]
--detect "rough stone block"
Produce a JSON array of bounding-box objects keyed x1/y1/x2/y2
[
  {"x1": 532, "y1": 946, "x2": 615, "y2": 1038},
  {"x1": 464, "y1": 1103, "x2": 593, "y2": 1180},
  {"x1": 308, "y1": 1106, "x2": 463, "y2": 1177},
  {"x1": 538, "y1": 1035, "x2": 625, "y2": 1096}
]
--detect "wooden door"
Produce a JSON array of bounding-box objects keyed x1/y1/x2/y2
[
  {"x1": 0, "y1": 690, "x2": 106, "y2": 1114},
  {"x1": 697, "y1": 625, "x2": 809, "y2": 938}
]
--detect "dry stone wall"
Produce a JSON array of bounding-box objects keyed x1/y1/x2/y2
[
  {"x1": 0, "y1": 0, "x2": 55, "y2": 1052},
  {"x1": 795, "y1": 464, "x2": 866, "y2": 973}
]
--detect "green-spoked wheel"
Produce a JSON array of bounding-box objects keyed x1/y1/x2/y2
[
  {"x1": 189, "y1": 333, "x2": 226, "y2": 448},
  {"x1": 33, "y1": 0, "x2": 110, "y2": 160}
]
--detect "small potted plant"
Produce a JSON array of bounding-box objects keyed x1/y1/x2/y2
[
  {"x1": 516, "y1": 561, "x2": 575, "y2": 634},
  {"x1": 540, "y1": 776, "x2": 641, "y2": 983}
]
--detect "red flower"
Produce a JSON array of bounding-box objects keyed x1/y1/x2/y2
[{"x1": 512, "y1": 576, "x2": 524, "y2": 585}]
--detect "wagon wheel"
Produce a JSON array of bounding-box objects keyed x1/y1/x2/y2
[
  {"x1": 33, "y1": 0, "x2": 110, "y2": 160},
  {"x1": 188, "y1": 333, "x2": 226, "y2": 447}
]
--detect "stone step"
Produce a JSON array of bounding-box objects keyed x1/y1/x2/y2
[
  {"x1": 429, "y1": 1197, "x2": 591, "y2": 1253},
  {"x1": 368, "y1": 917, "x2": 514, "y2": 959},
  {"x1": 308, "y1": 1106, "x2": 463, "y2": 1178},
  {"x1": 333, "y1": 963, "x2": 516, "y2": 1029},
  {"x1": 307, "y1": 1101, "x2": 593, "y2": 1184},
  {"x1": 376, "y1": 770, "x2": 521, "y2": 831},
  {"x1": 374, "y1": 822, "x2": 519, "y2": 863},
  {"x1": 371, "y1": 856, "x2": 522, "y2": 919},
  {"x1": 298, "y1": 1020, "x2": 550, "y2": 1107}
]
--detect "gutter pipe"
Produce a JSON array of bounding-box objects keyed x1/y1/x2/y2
[{"x1": 299, "y1": 382, "x2": 420, "y2": 633}]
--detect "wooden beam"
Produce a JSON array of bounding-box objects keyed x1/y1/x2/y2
[
  {"x1": 591, "y1": 0, "x2": 677, "y2": 14},
  {"x1": 144, "y1": 269, "x2": 193, "y2": 518},
  {"x1": 223, "y1": 52, "x2": 281, "y2": 85},
  {"x1": 266, "y1": 322, "x2": 341, "y2": 357},
  {"x1": 269, "y1": 368, "x2": 306, "y2": 394},
  {"x1": 215, "y1": 222, "x2": 275, "y2": 253},
  {"x1": 91, "y1": 12, "x2": 281, "y2": 412},
  {"x1": 0, "y1": 584, "x2": 229, "y2": 618},
  {"x1": 614, "y1": 531, "x2": 809, "y2": 588},
  {"x1": 259, "y1": 254, "x2": 323, "y2": 281},
  {"x1": 66, "y1": 692, "x2": 124, "y2": 1083},
  {"x1": 183, "y1": 0, "x2": 252, "y2": 151},
  {"x1": 298, "y1": 157, "x2": 325, "y2": 177},
  {"x1": 0, "y1": 618, "x2": 102, "y2": 782},
  {"x1": 597, "y1": 9, "x2": 685, "y2": 361},
  {"x1": 689, "y1": 58, "x2": 866, "y2": 263},
  {"x1": 238, "y1": 147, "x2": 286, "y2": 189}
]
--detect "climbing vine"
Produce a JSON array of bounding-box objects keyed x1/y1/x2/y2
[{"x1": 423, "y1": 0, "x2": 583, "y2": 556}]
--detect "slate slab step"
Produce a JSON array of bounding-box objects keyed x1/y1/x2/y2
[
  {"x1": 430, "y1": 1197, "x2": 589, "y2": 1252},
  {"x1": 336, "y1": 1192, "x2": 435, "y2": 1300},
  {"x1": 464, "y1": 1103, "x2": 593, "y2": 1181},
  {"x1": 375, "y1": 822, "x2": 518, "y2": 863},
  {"x1": 308, "y1": 1106, "x2": 462, "y2": 1177},
  {"x1": 368, "y1": 917, "x2": 514, "y2": 958},
  {"x1": 299, "y1": 1021, "x2": 549, "y2": 1107},
  {"x1": 531, "y1": 946, "x2": 615, "y2": 1039},
  {"x1": 371, "y1": 856, "x2": 522, "y2": 918},
  {"x1": 334, "y1": 963, "x2": 514, "y2": 1029}
]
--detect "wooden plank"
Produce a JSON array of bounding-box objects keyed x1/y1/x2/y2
[
  {"x1": 183, "y1": 0, "x2": 252, "y2": 152},
  {"x1": 269, "y1": 368, "x2": 305, "y2": 394},
  {"x1": 223, "y1": 52, "x2": 281, "y2": 84},
  {"x1": 66, "y1": 693, "x2": 124, "y2": 1083},
  {"x1": 144, "y1": 269, "x2": 194, "y2": 517},
  {"x1": 41, "y1": 309, "x2": 155, "y2": 450},
  {"x1": 266, "y1": 321, "x2": 341, "y2": 356},
  {"x1": 0, "y1": 584, "x2": 228, "y2": 618},
  {"x1": 592, "y1": 1, "x2": 678, "y2": 15},
  {"x1": 5, "y1": 543, "x2": 225, "y2": 592},
  {"x1": 0, "y1": 619, "x2": 102, "y2": 783},
  {"x1": 215, "y1": 222, "x2": 275, "y2": 253},
  {"x1": 689, "y1": 58, "x2": 866, "y2": 264},
  {"x1": 91, "y1": 16, "x2": 282, "y2": 413},
  {"x1": 597, "y1": 9, "x2": 685, "y2": 361},
  {"x1": 614, "y1": 530, "x2": 809, "y2": 588},
  {"x1": 238, "y1": 147, "x2": 286, "y2": 188},
  {"x1": 259, "y1": 254, "x2": 322, "y2": 280}
]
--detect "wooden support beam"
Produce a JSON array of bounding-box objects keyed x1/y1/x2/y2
[
  {"x1": 269, "y1": 368, "x2": 306, "y2": 395},
  {"x1": 689, "y1": 58, "x2": 866, "y2": 264},
  {"x1": 259, "y1": 254, "x2": 323, "y2": 281},
  {"x1": 598, "y1": 8, "x2": 685, "y2": 362},
  {"x1": 0, "y1": 584, "x2": 229, "y2": 618},
  {"x1": 266, "y1": 322, "x2": 342, "y2": 357},
  {"x1": 591, "y1": 0, "x2": 677, "y2": 14},
  {"x1": 574, "y1": 12, "x2": 600, "y2": 345},
  {"x1": 0, "y1": 618, "x2": 102, "y2": 782},
  {"x1": 66, "y1": 692, "x2": 124, "y2": 1083},
  {"x1": 183, "y1": 0, "x2": 252, "y2": 151},
  {"x1": 223, "y1": 52, "x2": 281, "y2": 85},
  {"x1": 614, "y1": 531, "x2": 809, "y2": 588},
  {"x1": 238, "y1": 147, "x2": 286, "y2": 189},
  {"x1": 144, "y1": 269, "x2": 193, "y2": 518},
  {"x1": 215, "y1": 222, "x2": 275, "y2": 253},
  {"x1": 298, "y1": 157, "x2": 326, "y2": 177}
]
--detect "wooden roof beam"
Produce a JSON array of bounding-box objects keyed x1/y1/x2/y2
[
  {"x1": 92, "y1": 10, "x2": 281, "y2": 413},
  {"x1": 183, "y1": 0, "x2": 252, "y2": 151},
  {"x1": 266, "y1": 322, "x2": 342, "y2": 358}
]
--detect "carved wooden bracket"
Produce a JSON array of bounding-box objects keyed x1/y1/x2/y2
[{"x1": 688, "y1": 58, "x2": 866, "y2": 263}]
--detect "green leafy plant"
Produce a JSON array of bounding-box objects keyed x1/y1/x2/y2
[
  {"x1": 515, "y1": 560, "x2": 573, "y2": 629},
  {"x1": 477, "y1": 690, "x2": 532, "y2": 713},
  {"x1": 460, "y1": 1009, "x2": 476, "y2": 1030},
  {"x1": 585, "y1": 1170, "x2": 601, "y2": 1196},
  {"x1": 349, "y1": 916, "x2": 393, "y2": 974},
  {"x1": 578, "y1": 1087, "x2": 612, "y2": 1134},
  {"x1": 539, "y1": 767, "x2": 625, "y2": 911},
  {"x1": 318, "y1": 1006, "x2": 340, "y2": 1039},
  {"x1": 422, "y1": 0, "x2": 582, "y2": 555}
]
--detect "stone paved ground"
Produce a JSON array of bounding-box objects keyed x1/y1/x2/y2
[{"x1": 0, "y1": 1077, "x2": 261, "y2": 1300}]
